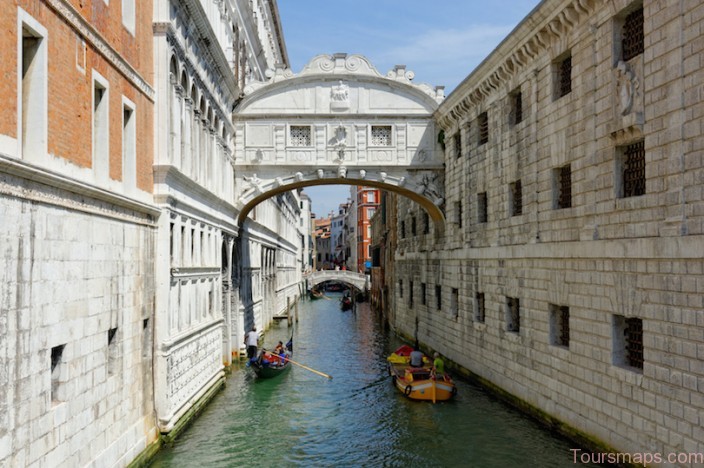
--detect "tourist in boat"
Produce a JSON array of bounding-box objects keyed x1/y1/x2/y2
[
  {"x1": 245, "y1": 326, "x2": 258, "y2": 360},
  {"x1": 409, "y1": 346, "x2": 424, "y2": 368},
  {"x1": 432, "y1": 352, "x2": 445, "y2": 378},
  {"x1": 274, "y1": 341, "x2": 285, "y2": 355}
]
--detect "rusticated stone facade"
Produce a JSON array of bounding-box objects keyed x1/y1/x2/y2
[{"x1": 393, "y1": 0, "x2": 704, "y2": 462}]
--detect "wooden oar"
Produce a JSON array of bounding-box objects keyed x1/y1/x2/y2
[{"x1": 281, "y1": 355, "x2": 332, "y2": 379}]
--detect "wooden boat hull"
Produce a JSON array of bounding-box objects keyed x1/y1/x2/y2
[
  {"x1": 252, "y1": 362, "x2": 291, "y2": 378},
  {"x1": 389, "y1": 364, "x2": 457, "y2": 402}
]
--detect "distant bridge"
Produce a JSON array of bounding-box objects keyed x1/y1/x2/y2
[{"x1": 305, "y1": 270, "x2": 369, "y2": 291}]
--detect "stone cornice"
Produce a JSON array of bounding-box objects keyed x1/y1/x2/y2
[
  {"x1": 436, "y1": 0, "x2": 597, "y2": 130},
  {"x1": 180, "y1": 0, "x2": 239, "y2": 101},
  {"x1": 45, "y1": 0, "x2": 155, "y2": 102},
  {"x1": 0, "y1": 153, "x2": 160, "y2": 224}
]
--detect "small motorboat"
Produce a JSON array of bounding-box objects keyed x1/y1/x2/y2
[
  {"x1": 249, "y1": 339, "x2": 293, "y2": 378},
  {"x1": 387, "y1": 345, "x2": 456, "y2": 402}
]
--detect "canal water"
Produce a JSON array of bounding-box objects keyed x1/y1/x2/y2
[{"x1": 150, "y1": 294, "x2": 602, "y2": 468}]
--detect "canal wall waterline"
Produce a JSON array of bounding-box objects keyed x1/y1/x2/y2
[{"x1": 392, "y1": 327, "x2": 636, "y2": 468}]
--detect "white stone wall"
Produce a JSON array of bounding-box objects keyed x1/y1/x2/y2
[
  {"x1": 394, "y1": 0, "x2": 704, "y2": 461},
  {"x1": 0, "y1": 172, "x2": 157, "y2": 467}
]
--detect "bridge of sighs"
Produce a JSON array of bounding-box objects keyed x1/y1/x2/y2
[{"x1": 232, "y1": 53, "x2": 448, "y2": 228}]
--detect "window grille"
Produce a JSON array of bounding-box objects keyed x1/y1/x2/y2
[
  {"x1": 557, "y1": 306, "x2": 570, "y2": 346},
  {"x1": 622, "y1": 7, "x2": 644, "y2": 61},
  {"x1": 478, "y1": 192, "x2": 488, "y2": 223},
  {"x1": 454, "y1": 133, "x2": 462, "y2": 158},
  {"x1": 476, "y1": 293, "x2": 485, "y2": 322},
  {"x1": 451, "y1": 288, "x2": 459, "y2": 319},
  {"x1": 625, "y1": 317, "x2": 643, "y2": 369},
  {"x1": 435, "y1": 285, "x2": 441, "y2": 310},
  {"x1": 507, "y1": 297, "x2": 520, "y2": 332},
  {"x1": 512, "y1": 91, "x2": 523, "y2": 125},
  {"x1": 478, "y1": 112, "x2": 488, "y2": 145},
  {"x1": 371, "y1": 125, "x2": 392, "y2": 146},
  {"x1": 399, "y1": 280, "x2": 403, "y2": 298},
  {"x1": 558, "y1": 56, "x2": 572, "y2": 98},
  {"x1": 455, "y1": 201, "x2": 462, "y2": 228},
  {"x1": 511, "y1": 180, "x2": 523, "y2": 216},
  {"x1": 409, "y1": 281, "x2": 414, "y2": 308},
  {"x1": 423, "y1": 212, "x2": 430, "y2": 234},
  {"x1": 411, "y1": 216, "x2": 417, "y2": 236},
  {"x1": 421, "y1": 283, "x2": 426, "y2": 305},
  {"x1": 623, "y1": 141, "x2": 645, "y2": 197},
  {"x1": 400, "y1": 221, "x2": 406, "y2": 238},
  {"x1": 557, "y1": 165, "x2": 572, "y2": 208},
  {"x1": 290, "y1": 125, "x2": 311, "y2": 146}
]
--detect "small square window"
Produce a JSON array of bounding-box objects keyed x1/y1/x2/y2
[
  {"x1": 290, "y1": 125, "x2": 311, "y2": 146},
  {"x1": 371, "y1": 125, "x2": 392, "y2": 146},
  {"x1": 478, "y1": 112, "x2": 488, "y2": 145},
  {"x1": 617, "y1": 141, "x2": 645, "y2": 198},
  {"x1": 510, "y1": 180, "x2": 522, "y2": 216},
  {"x1": 506, "y1": 297, "x2": 520, "y2": 333},
  {"x1": 555, "y1": 54, "x2": 572, "y2": 99},
  {"x1": 454, "y1": 200, "x2": 462, "y2": 228},
  {"x1": 621, "y1": 6, "x2": 644, "y2": 61},
  {"x1": 554, "y1": 165, "x2": 572, "y2": 209},
  {"x1": 475, "y1": 293, "x2": 485, "y2": 322},
  {"x1": 510, "y1": 89, "x2": 523, "y2": 126},
  {"x1": 454, "y1": 132, "x2": 462, "y2": 158},
  {"x1": 451, "y1": 288, "x2": 459, "y2": 319},
  {"x1": 477, "y1": 192, "x2": 488, "y2": 223},
  {"x1": 549, "y1": 304, "x2": 570, "y2": 347},
  {"x1": 613, "y1": 315, "x2": 643, "y2": 371}
]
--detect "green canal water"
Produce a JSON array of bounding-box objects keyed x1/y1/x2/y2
[{"x1": 150, "y1": 294, "x2": 603, "y2": 468}]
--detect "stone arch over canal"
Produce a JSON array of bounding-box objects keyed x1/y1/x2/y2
[{"x1": 232, "y1": 53, "x2": 448, "y2": 230}]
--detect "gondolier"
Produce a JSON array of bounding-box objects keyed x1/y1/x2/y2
[{"x1": 245, "y1": 326, "x2": 258, "y2": 360}]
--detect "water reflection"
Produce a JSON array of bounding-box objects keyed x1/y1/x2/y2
[{"x1": 150, "y1": 295, "x2": 603, "y2": 467}]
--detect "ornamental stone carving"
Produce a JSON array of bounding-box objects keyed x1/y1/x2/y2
[
  {"x1": 331, "y1": 81, "x2": 350, "y2": 111},
  {"x1": 615, "y1": 60, "x2": 639, "y2": 116}
]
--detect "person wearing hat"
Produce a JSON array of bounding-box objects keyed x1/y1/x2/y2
[
  {"x1": 432, "y1": 352, "x2": 445, "y2": 378},
  {"x1": 245, "y1": 326, "x2": 258, "y2": 360}
]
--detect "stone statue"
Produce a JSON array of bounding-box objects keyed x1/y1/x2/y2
[
  {"x1": 418, "y1": 172, "x2": 444, "y2": 205},
  {"x1": 331, "y1": 81, "x2": 349, "y2": 102},
  {"x1": 615, "y1": 60, "x2": 639, "y2": 116}
]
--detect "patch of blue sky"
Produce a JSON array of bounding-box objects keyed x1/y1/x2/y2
[{"x1": 277, "y1": 0, "x2": 541, "y2": 217}]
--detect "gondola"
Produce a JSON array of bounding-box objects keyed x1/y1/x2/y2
[
  {"x1": 309, "y1": 288, "x2": 324, "y2": 300},
  {"x1": 249, "y1": 338, "x2": 293, "y2": 378},
  {"x1": 340, "y1": 295, "x2": 353, "y2": 311}
]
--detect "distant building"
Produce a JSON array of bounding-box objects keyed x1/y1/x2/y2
[{"x1": 356, "y1": 187, "x2": 380, "y2": 273}]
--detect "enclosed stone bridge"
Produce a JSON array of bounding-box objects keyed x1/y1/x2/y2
[
  {"x1": 232, "y1": 53, "x2": 447, "y2": 227},
  {"x1": 305, "y1": 269, "x2": 369, "y2": 291}
]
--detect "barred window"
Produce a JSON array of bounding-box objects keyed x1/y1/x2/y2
[
  {"x1": 421, "y1": 283, "x2": 426, "y2": 305},
  {"x1": 475, "y1": 292, "x2": 485, "y2": 323},
  {"x1": 411, "y1": 216, "x2": 417, "y2": 236},
  {"x1": 477, "y1": 192, "x2": 488, "y2": 223},
  {"x1": 557, "y1": 55, "x2": 572, "y2": 98},
  {"x1": 371, "y1": 125, "x2": 392, "y2": 146},
  {"x1": 622, "y1": 7, "x2": 644, "y2": 61},
  {"x1": 454, "y1": 132, "x2": 462, "y2": 158},
  {"x1": 400, "y1": 220, "x2": 406, "y2": 239},
  {"x1": 511, "y1": 90, "x2": 523, "y2": 125},
  {"x1": 510, "y1": 180, "x2": 522, "y2": 216},
  {"x1": 625, "y1": 318, "x2": 643, "y2": 369},
  {"x1": 451, "y1": 288, "x2": 459, "y2": 319},
  {"x1": 435, "y1": 285, "x2": 441, "y2": 310},
  {"x1": 454, "y1": 200, "x2": 462, "y2": 228},
  {"x1": 613, "y1": 315, "x2": 643, "y2": 371},
  {"x1": 555, "y1": 165, "x2": 572, "y2": 209},
  {"x1": 506, "y1": 297, "x2": 520, "y2": 333},
  {"x1": 290, "y1": 125, "x2": 311, "y2": 146},
  {"x1": 550, "y1": 304, "x2": 570, "y2": 347},
  {"x1": 620, "y1": 141, "x2": 645, "y2": 198},
  {"x1": 423, "y1": 212, "x2": 430, "y2": 234},
  {"x1": 409, "y1": 281, "x2": 414, "y2": 308},
  {"x1": 478, "y1": 112, "x2": 489, "y2": 145}
]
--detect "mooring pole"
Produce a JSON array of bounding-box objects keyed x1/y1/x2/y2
[{"x1": 287, "y1": 296, "x2": 292, "y2": 327}]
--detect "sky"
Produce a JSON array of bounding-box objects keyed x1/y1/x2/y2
[{"x1": 276, "y1": 0, "x2": 541, "y2": 218}]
